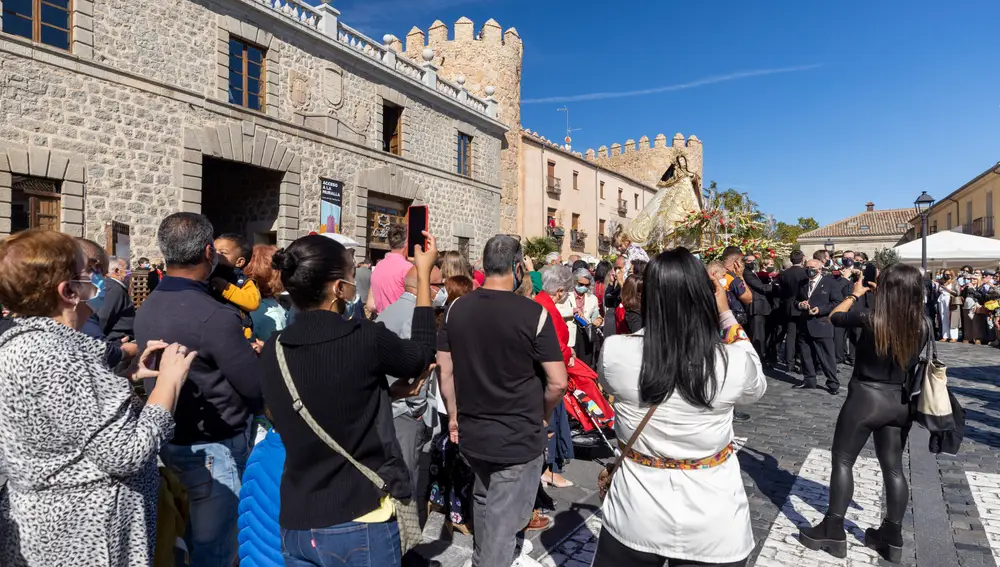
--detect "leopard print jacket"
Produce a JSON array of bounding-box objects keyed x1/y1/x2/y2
[{"x1": 0, "y1": 317, "x2": 175, "y2": 567}]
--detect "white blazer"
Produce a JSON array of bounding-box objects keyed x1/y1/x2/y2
[
  {"x1": 559, "y1": 292, "x2": 600, "y2": 348},
  {"x1": 598, "y1": 330, "x2": 766, "y2": 563}
]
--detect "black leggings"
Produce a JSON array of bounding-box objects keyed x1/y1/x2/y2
[
  {"x1": 828, "y1": 380, "x2": 913, "y2": 522},
  {"x1": 593, "y1": 529, "x2": 747, "y2": 567}
]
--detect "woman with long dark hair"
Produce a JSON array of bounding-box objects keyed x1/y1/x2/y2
[
  {"x1": 800, "y1": 263, "x2": 926, "y2": 563},
  {"x1": 595, "y1": 248, "x2": 766, "y2": 566}
]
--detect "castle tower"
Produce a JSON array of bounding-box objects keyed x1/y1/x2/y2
[{"x1": 403, "y1": 17, "x2": 523, "y2": 234}]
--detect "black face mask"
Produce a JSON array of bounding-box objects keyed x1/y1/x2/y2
[
  {"x1": 745, "y1": 262, "x2": 757, "y2": 272},
  {"x1": 806, "y1": 268, "x2": 820, "y2": 279},
  {"x1": 842, "y1": 258, "x2": 854, "y2": 268}
]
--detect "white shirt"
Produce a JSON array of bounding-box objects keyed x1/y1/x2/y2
[
  {"x1": 808, "y1": 275, "x2": 821, "y2": 297},
  {"x1": 598, "y1": 330, "x2": 766, "y2": 562}
]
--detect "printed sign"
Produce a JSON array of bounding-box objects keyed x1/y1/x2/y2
[{"x1": 320, "y1": 178, "x2": 344, "y2": 234}]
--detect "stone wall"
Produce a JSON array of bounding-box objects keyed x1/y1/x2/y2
[
  {"x1": 401, "y1": 17, "x2": 522, "y2": 234},
  {"x1": 584, "y1": 133, "x2": 703, "y2": 189},
  {"x1": 0, "y1": 0, "x2": 505, "y2": 261}
]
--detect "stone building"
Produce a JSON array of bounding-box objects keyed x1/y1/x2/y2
[
  {"x1": 797, "y1": 202, "x2": 913, "y2": 258},
  {"x1": 0, "y1": 0, "x2": 507, "y2": 262},
  {"x1": 398, "y1": 18, "x2": 703, "y2": 252}
]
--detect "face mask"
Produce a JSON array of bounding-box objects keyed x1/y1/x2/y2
[
  {"x1": 71, "y1": 279, "x2": 100, "y2": 302},
  {"x1": 842, "y1": 258, "x2": 854, "y2": 268},
  {"x1": 343, "y1": 294, "x2": 360, "y2": 320},
  {"x1": 718, "y1": 278, "x2": 727, "y2": 287},
  {"x1": 806, "y1": 268, "x2": 819, "y2": 279},
  {"x1": 512, "y1": 262, "x2": 522, "y2": 292},
  {"x1": 575, "y1": 285, "x2": 589, "y2": 294},
  {"x1": 90, "y1": 272, "x2": 106, "y2": 299},
  {"x1": 432, "y1": 287, "x2": 448, "y2": 308},
  {"x1": 209, "y1": 246, "x2": 219, "y2": 274},
  {"x1": 745, "y1": 262, "x2": 757, "y2": 272}
]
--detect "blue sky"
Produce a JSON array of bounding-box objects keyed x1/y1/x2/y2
[{"x1": 329, "y1": 0, "x2": 1000, "y2": 226}]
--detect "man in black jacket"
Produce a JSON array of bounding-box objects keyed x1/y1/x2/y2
[
  {"x1": 778, "y1": 250, "x2": 808, "y2": 371},
  {"x1": 794, "y1": 259, "x2": 845, "y2": 393},
  {"x1": 134, "y1": 212, "x2": 264, "y2": 567},
  {"x1": 97, "y1": 256, "x2": 135, "y2": 341},
  {"x1": 742, "y1": 253, "x2": 772, "y2": 358}
]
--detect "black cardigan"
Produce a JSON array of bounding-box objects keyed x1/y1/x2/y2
[{"x1": 260, "y1": 307, "x2": 436, "y2": 530}]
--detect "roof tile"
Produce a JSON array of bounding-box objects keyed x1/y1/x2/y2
[{"x1": 799, "y1": 208, "x2": 914, "y2": 239}]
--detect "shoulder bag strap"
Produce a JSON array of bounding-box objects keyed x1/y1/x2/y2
[
  {"x1": 609, "y1": 404, "x2": 658, "y2": 475},
  {"x1": 276, "y1": 340, "x2": 388, "y2": 492}
]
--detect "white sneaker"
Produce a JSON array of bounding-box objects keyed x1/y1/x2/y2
[
  {"x1": 512, "y1": 555, "x2": 544, "y2": 567},
  {"x1": 519, "y1": 537, "x2": 535, "y2": 556}
]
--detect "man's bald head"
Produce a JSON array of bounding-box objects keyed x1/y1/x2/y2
[{"x1": 404, "y1": 265, "x2": 442, "y2": 292}]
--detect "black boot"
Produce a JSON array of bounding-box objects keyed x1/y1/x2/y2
[
  {"x1": 865, "y1": 519, "x2": 903, "y2": 563},
  {"x1": 799, "y1": 514, "x2": 846, "y2": 558}
]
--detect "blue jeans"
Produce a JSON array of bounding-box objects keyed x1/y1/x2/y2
[
  {"x1": 281, "y1": 520, "x2": 401, "y2": 567},
  {"x1": 160, "y1": 430, "x2": 252, "y2": 567}
]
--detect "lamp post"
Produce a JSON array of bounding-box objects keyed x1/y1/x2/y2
[
  {"x1": 824, "y1": 239, "x2": 835, "y2": 254},
  {"x1": 914, "y1": 191, "x2": 936, "y2": 271}
]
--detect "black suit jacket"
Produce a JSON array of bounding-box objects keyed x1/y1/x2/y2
[
  {"x1": 796, "y1": 275, "x2": 845, "y2": 338},
  {"x1": 743, "y1": 268, "x2": 772, "y2": 317},
  {"x1": 779, "y1": 266, "x2": 808, "y2": 317}
]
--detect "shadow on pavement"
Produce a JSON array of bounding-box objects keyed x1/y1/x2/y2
[{"x1": 738, "y1": 445, "x2": 864, "y2": 544}]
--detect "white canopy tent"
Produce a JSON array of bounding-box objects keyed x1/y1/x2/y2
[{"x1": 894, "y1": 230, "x2": 1000, "y2": 268}]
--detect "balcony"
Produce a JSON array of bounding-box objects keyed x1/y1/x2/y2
[
  {"x1": 617, "y1": 198, "x2": 627, "y2": 215},
  {"x1": 546, "y1": 176, "x2": 561, "y2": 195},
  {"x1": 598, "y1": 235, "x2": 612, "y2": 254},
  {"x1": 972, "y1": 216, "x2": 995, "y2": 237},
  {"x1": 570, "y1": 229, "x2": 587, "y2": 249},
  {"x1": 547, "y1": 226, "x2": 565, "y2": 243}
]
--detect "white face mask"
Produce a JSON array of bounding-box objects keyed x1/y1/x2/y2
[{"x1": 432, "y1": 287, "x2": 448, "y2": 308}]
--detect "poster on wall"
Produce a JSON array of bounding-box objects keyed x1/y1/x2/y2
[{"x1": 320, "y1": 178, "x2": 344, "y2": 234}]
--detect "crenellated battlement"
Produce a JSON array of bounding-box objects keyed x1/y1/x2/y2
[
  {"x1": 402, "y1": 17, "x2": 522, "y2": 55},
  {"x1": 584, "y1": 133, "x2": 701, "y2": 160}
]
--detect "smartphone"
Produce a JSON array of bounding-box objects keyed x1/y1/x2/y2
[
  {"x1": 863, "y1": 264, "x2": 877, "y2": 287},
  {"x1": 406, "y1": 205, "x2": 429, "y2": 258}
]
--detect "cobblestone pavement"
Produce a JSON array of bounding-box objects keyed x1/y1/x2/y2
[{"x1": 417, "y1": 342, "x2": 1000, "y2": 567}]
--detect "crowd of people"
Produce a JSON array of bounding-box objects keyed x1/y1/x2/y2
[{"x1": 0, "y1": 213, "x2": 957, "y2": 567}]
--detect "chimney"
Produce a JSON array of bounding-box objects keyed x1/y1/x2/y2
[{"x1": 865, "y1": 201, "x2": 875, "y2": 212}]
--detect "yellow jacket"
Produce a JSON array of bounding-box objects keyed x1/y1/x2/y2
[{"x1": 222, "y1": 278, "x2": 261, "y2": 313}]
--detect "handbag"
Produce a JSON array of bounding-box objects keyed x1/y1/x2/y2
[
  {"x1": 914, "y1": 318, "x2": 956, "y2": 433},
  {"x1": 275, "y1": 341, "x2": 423, "y2": 556},
  {"x1": 597, "y1": 404, "x2": 658, "y2": 501}
]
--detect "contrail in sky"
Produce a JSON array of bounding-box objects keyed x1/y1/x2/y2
[{"x1": 521, "y1": 64, "x2": 823, "y2": 104}]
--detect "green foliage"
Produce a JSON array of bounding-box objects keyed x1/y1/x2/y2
[
  {"x1": 873, "y1": 247, "x2": 900, "y2": 270},
  {"x1": 523, "y1": 236, "x2": 558, "y2": 268},
  {"x1": 776, "y1": 217, "x2": 819, "y2": 245}
]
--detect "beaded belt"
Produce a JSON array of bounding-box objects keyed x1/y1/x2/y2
[{"x1": 625, "y1": 442, "x2": 734, "y2": 470}]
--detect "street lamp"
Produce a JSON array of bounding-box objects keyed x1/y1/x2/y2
[
  {"x1": 824, "y1": 239, "x2": 835, "y2": 253},
  {"x1": 914, "y1": 191, "x2": 936, "y2": 271}
]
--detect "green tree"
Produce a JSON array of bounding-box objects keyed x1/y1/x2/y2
[
  {"x1": 776, "y1": 217, "x2": 819, "y2": 244},
  {"x1": 873, "y1": 247, "x2": 900, "y2": 270},
  {"x1": 523, "y1": 236, "x2": 558, "y2": 268}
]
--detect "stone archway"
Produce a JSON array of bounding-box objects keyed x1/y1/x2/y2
[
  {"x1": 352, "y1": 164, "x2": 425, "y2": 256},
  {"x1": 178, "y1": 121, "x2": 301, "y2": 245}
]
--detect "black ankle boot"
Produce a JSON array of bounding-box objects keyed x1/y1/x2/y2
[
  {"x1": 799, "y1": 514, "x2": 847, "y2": 558},
  {"x1": 865, "y1": 519, "x2": 903, "y2": 563}
]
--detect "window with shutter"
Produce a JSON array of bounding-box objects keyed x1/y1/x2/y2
[{"x1": 11, "y1": 175, "x2": 61, "y2": 233}]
